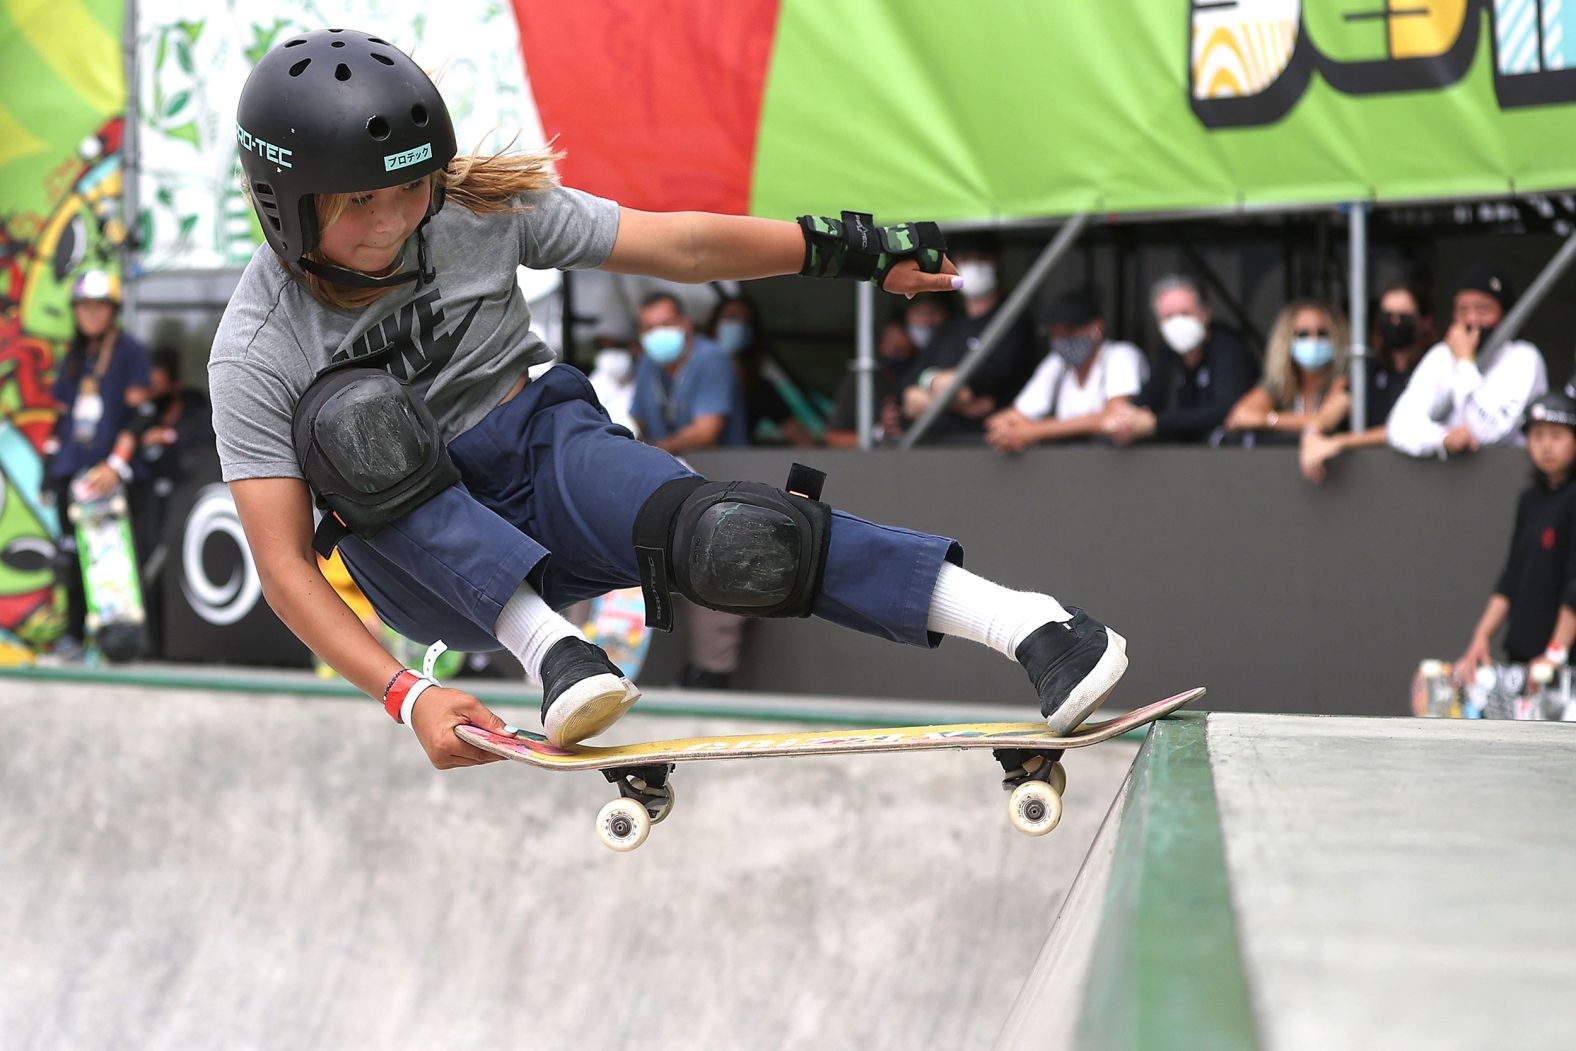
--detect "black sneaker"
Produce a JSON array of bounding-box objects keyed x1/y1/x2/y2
[
  {"x1": 1015, "y1": 609, "x2": 1128, "y2": 734},
  {"x1": 539, "y1": 637, "x2": 641, "y2": 746}
]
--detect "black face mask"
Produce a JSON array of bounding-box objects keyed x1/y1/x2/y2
[{"x1": 1376, "y1": 313, "x2": 1417, "y2": 350}]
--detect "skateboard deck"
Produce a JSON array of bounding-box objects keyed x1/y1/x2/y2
[
  {"x1": 581, "y1": 586, "x2": 651, "y2": 681},
  {"x1": 67, "y1": 482, "x2": 144, "y2": 663},
  {"x1": 457, "y1": 686, "x2": 1203, "y2": 851}
]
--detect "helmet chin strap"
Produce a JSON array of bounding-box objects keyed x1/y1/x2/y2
[{"x1": 298, "y1": 221, "x2": 436, "y2": 289}]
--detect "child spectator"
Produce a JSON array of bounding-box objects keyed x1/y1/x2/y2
[
  {"x1": 1387, "y1": 264, "x2": 1547, "y2": 459},
  {"x1": 1105, "y1": 274, "x2": 1259, "y2": 445},
  {"x1": 825, "y1": 300, "x2": 937, "y2": 447},
  {"x1": 1454, "y1": 392, "x2": 1576, "y2": 686},
  {"x1": 1222, "y1": 298, "x2": 1348, "y2": 444},
  {"x1": 1300, "y1": 282, "x2": 1434, "y2": 483},
  {"x1": 984, "y1": 288, "x2": 1147, "y2": 452}
]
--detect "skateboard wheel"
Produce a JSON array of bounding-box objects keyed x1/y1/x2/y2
[
  {"x1": 596, "y1": 797, "x2": 651, "y2": 852},
  {"x1": 1048, "y1": 761, "x2": 1067, "y2": 796},
  {"x1": 1008, "y1": 779, "x2": 1062, "y2": 837},
  {"x1": 645, "y1": 783, "x2": 676, "y2": 825}
]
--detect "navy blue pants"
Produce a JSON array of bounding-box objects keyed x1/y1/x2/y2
[{"x1": 339, "y1": 366, "x2": 960, "y2": 653}]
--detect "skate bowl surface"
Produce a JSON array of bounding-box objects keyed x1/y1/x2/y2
[{"x1": 1, "y1": 671, "x2": 1138, "y2": 1051}]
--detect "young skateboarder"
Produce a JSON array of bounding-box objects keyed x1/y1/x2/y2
[{"x1": 214, "y1": 29, "x2": 1128, "y2": 769}]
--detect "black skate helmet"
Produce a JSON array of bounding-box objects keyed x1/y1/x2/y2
[
  {"x1": 1523, "y1": 391, "x2": 1576, "y2": 434},
  {"x1": 236, "y1": 28, "x2": 456, "y2": 287}
]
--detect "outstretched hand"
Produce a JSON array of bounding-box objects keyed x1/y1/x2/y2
[
  {"x1": 881, "y1": 256, "x2": 962, "y2": 298},
  {"x1": 410, "y1": 685, "x2": 510, "y2": 769}
]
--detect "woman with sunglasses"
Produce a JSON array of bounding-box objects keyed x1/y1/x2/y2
[{"x1": 1223, "y1": 299, "x2": 1350, "y2": 444}]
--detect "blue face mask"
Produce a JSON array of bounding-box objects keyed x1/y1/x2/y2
[
  {"x1": 715, "y1": 319, "x2": 752, "y2": 355},
  {"x1": 1291, "y1": 337, "x2": 1335, "y2": 370},
  {"x1": 642, "y1": 325, "x2": 687, "y2": 365}
]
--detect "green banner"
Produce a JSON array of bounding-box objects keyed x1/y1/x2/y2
[{"x1": 752, "y1": 1, "x2": 1576, "y2": 221}]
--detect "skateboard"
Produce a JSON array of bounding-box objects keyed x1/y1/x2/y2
[
  {"x1": 581, "y1": 586, "x2": 651, "y2": 681},
  {"x1": 457, "y1": 686, "x2": 1204, "y2": 852},
  {"x1": 67, "y1": 480, "x2": 145, "y2": 662},
  {"x1": 1412, "y1": 659, "x2": 1573, "y2": 721}
]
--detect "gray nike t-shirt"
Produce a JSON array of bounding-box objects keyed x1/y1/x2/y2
[{"x1": 208, "y1": 184, "x2": 620, "y2": 482}]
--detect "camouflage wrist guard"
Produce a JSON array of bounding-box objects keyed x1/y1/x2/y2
[{"x1": 797, "y1": 210, "x2": 947, "y2": 285}]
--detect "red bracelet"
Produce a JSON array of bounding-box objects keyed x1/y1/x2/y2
[{"x1": 383, "y1": 669, "x2": 421, "y2": 723}]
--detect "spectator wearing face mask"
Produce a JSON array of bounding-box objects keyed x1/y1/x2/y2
[
  {"x1": 1105, "y1": 274, "x2": 1259, "y2": 445},
  {"x1": 1300, "y1": 281, "x2": 1434, "y2": 483},
  {"x1": 630, "y1": 291, "x2": 748, "y2": 450},
  {"x1": 1387, "y1": 264, "x2": 1547, "y2": 459},
  {"x1": 826, "y1": 296, "x2": 949, "y2": 447},
  {"x1": 585, "y1": 336, "x2": 641, "y2": 436},
  {"x1": 707, "y1": 294, "x2": 823, "y2": 446},
  {"x1": 1222, "y1": 299, "x2": 1348, "y2": 445},
  {"x1": 984, "y1": 288, "x2": 1147, "y2": 453},
  {"x1": 901, "y1": 236, "x2": 1039, "y2": 444}
]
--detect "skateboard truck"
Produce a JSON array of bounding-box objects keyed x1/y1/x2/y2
[{"x1": 597, "y1": 764, "x2": 677, "y2": 851}]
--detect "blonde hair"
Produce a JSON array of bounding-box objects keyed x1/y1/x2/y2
[
  {"x1": 285, "y1": 141, "x2": 563, "y2": 311},
  {"x1": 1262, "y1": 298, "x2": 1349, "y2": 409}
]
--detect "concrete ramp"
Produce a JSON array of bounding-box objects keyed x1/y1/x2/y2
[
  {"x1": 1, "y1": 678, "x2": 1136, "y2": 1051},
  {"x1": 998, "y1": 712, "x2": 1576, "y2": 1050}
]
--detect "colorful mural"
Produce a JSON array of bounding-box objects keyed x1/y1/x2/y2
[{"x1": 0, "y1": 0, "x2": 126, "y2": 646}]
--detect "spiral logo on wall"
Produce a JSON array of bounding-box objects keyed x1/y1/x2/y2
[{"x1": 180, "y1": 484, "x2": 262, "y2": 626}]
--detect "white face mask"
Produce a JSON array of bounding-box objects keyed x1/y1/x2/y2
[
  {"x1": 1159, "y1": 314, "x2": 1207, "y2": 355},
  {"x1": 957, "y1": 260, "x2": 998, "y2": 297},
  {"x1": 593, "y1": 347, "x2": 633, "y2": 381}
]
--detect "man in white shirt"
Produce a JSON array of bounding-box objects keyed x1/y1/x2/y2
[
  {"x1": 986, "y1": 289, "x2": 1147, "y2": 452},
  {"x1": 1387, "y1": 265, "x2": 1548, "y2": 459}
]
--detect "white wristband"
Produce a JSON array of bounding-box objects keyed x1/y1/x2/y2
[
  {"x1": 107, "y1": 455, "x2": 132, "y2": 483},
  {"x1": 1545, "y1": 645, "x2": 1569, "y2": 665},
  {"x1": 400, "y1": 677, "x2": 437, "y2": 728}
]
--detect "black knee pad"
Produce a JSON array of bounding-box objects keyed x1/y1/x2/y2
[
  {"x1": 632, "y1": 466, "x2": 832, "y2": 631},
  {"x1": 292, "y1": 366, "x2": 460, "y2": 555}
]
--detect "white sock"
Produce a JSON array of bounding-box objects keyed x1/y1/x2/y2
[
  {"x1": 925, "y1": 562, "x2": 1071, "y2": 659},
  {"x1": 494, "y1": 580, "x2": 583, "y2": 683}
]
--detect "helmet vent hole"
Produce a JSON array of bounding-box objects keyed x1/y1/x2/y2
[
  {"x1": 411, "y1": 104, "x2": 428, "y2": 127},
  {"x1": 270, "y1": 217, "x2": 282, "y2": 231},
  {"x1": 328, "y1": 27, "x2": 343, "y2": 33},
  {"x1": 285, "y1": 39, "x2": 305, "y2": 47},
  {"x1": 289, "y1": 59, "x2": 310, "y2": 77},
  {"x1": 335, "y1": 63, "x2": 352, "y2": 81},
  {"x1": 371, "y1": 52, "x2": 395, "y2": 66},
  {"x1": 368, "y1": 37, "x2": 389, "y2": 45},
  {"x1": 331, "y1": 40, "x2": 346, "y2": 48},
  {"x1": 253, "y1": 181, "x2": 275, "y2": 197},
  {"x1": 367, "y1": 116, "x2": 391, "y2": 141}
]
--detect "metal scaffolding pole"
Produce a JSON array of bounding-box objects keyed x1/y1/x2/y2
[
  {"x1": 1348, "y1": 202, "x2": 1369, "y2": 433},
  {"x1": 900, "y1": 213, "x2": 1091, "y2": 448},
  {"x1": 1479, "y1": 224, "x2": 1576, "y2": 359},
  {"x1": 855, "y1": 281, "x2": 876, "y2": 449},
  {"x1": 120, "y1": 0, "x2": 142, "y2": 334}
]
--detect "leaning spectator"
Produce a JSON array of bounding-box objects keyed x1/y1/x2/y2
[
  {"x1": 630, "y1": 291, "x2": 747, "y2": 451},
  {"x1": 984, "y1": 288, "x2": 1147, "y2": 453},
  {"x1": 707, "y1": 294, "x2": 822, "y2": 446},
  {"x1": 901, "y1": 235, "x2": 1038, "y2": 444},
  {"x1": 1300, "y1": 282, "x2": 1434, "y2": 483},
  {"x1": 629, "y1": 291, "x2": 748, "y2": 689},
  {"x1": 1452, "y1": 392, "x2": 1576, "y2": 688},
  {"x1": 129, "y1": 345, "x2": 215, "y2": 567},
  {"x1": 1387, "y1": 264, "x2": 1547, "y2": 459},
  {"x1": 1222, "y1": 298, "x2": 1348, "y2": 444},
  {"x1": 44, "y1": 270, "x2": 151, "y2": 659},
  {"x1": 826, "y1": 295, "x2": 948, "y2": 447},
  {"x1": 1104, "y1": 274, "x2": 1258, "y2": 445}
]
